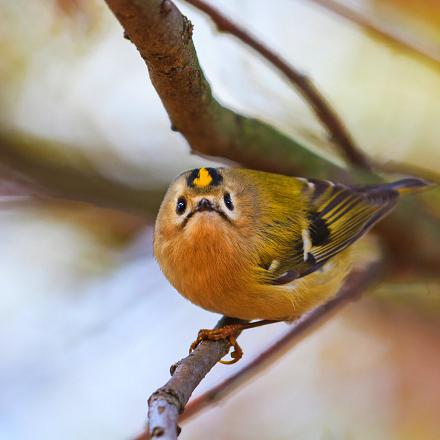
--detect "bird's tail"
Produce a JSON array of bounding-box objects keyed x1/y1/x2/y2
[
  {"x1": 384, "y1": 177, "x2": 433, "y2": 194},
  {"x1": 354, "y1": 177, "x2": 433, "y2": 197}
]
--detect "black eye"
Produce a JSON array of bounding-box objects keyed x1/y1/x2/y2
[
  {"x1": 176, "y1": 197, "x2": 187, "y2": 215},
  {"x1": 223, "y1": 192, "x2": 234, "y2": 211}
]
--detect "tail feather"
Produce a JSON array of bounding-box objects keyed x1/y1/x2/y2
[
  {"x1": 385, "y1": 177, "x2": 432, "y2": 194},
  {"x1": 355, "y1": 177, "x2": 433, "y2": 195}
]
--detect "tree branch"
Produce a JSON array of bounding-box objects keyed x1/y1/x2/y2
[
  {"x1": 103, "y1": 0, "x2": 440, "y2": 274},
  {"x1": 104, "y1": 0, "x2": 348, "y2": 179},
  {"x1": 96, "y1": 4, "x2": 438, "y2": 438},
  {"x1": 308, "y1": 0, "x2": 440, "y2": 67},
  {"x1": 184, "y1": 0, "x2": 371, "y2": 170},
  {"x1": 136, "y1": 264, "x2": 380, "y2": 439},
  {"x1": 144, "y1": 317, "x2": 246, "y2": 440},
  {"x1": 0, "y1": 130, "x2": 163, "y2": 216}
]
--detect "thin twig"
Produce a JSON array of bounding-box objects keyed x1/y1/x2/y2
[
  {"x1": 136, "y1": 264, "x2": 380, "y2": 439},
  {"x1": 308, "y1": 0, "x2": 440, "y2": 67},
  {"x1": 185, "y1": 0, "x2": 371, "y2": 170},
  {"x1": 142, "y1": 317, "x2": 246, "y2": 440}
]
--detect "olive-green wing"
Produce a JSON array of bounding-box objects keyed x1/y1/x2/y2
[{"x1": 272, "y1": 179, "x2": 399, "y2": 284}]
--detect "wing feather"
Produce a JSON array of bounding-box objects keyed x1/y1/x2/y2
[
  {"x1": 271, "y1": 179, "x2": 398, "y2": 284},
  {"x1": 307, "y1": 181, "x2": 398, "y2": 264}
]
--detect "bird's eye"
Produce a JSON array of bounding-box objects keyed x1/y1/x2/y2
[
  {"x1": 176, "y1": 197, "x2": 187, "y2": 215},
  {"x1": 223, "y1": 192, "x2": 234, "y2": 211}
]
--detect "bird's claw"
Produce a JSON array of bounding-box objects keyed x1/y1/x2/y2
[{"x1": 189, "y1": 325, "x2": 244, "y2": 364}]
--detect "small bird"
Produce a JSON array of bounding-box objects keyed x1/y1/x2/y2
[{"x1": 154, "y1": 167, "x2": 428, "y2": 363}]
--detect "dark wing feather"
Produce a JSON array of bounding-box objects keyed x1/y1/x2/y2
[
  {"x1": 308, "y1": 180, "x2": 398, "y2": 261},
  {"x1": 272, "y1": 179, "x2": 398, "y2": 284}
]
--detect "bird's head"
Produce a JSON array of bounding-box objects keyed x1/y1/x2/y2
[{"x1": 154, "y1": 167, "x2": 257, "y2": 243}]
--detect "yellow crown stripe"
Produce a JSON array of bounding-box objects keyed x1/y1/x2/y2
[{"x1": 193, "y1": 168, "x2": 213, "y2": 188}]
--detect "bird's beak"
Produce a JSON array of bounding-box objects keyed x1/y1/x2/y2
[{"x1": 197, "y1": 198, "x2": 215, "y2": 212}]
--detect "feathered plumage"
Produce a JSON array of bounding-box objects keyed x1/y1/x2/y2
[{"x1": 153, "y1": 167, "x2": 428, "y2": 321}]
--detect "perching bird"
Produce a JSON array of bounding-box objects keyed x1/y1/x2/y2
[{"x1": 153, "y1": 167, "x2": 428, "y2": 363}]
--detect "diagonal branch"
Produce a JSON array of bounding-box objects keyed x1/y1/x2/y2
[
  {"x1": 185, "y1": 0, "x2": 371, "y2": 170},
  {"x1": 0, "y1": 130, "x2": 163, "y2": 216},
  {"x1": 308, "y1": 0, "x2": 440, "y2": 67},
  {"x1": 144, "y1": 317, "x2": 246, "y2": 440},
  {"x1": 104, "y1": 0, "x2": 347, "y2": 179},
  {"x1": 136, "y1": 264, "x2": 380, "y2": 440}
]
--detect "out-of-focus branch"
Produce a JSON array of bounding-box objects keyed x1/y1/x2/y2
[
  {"x1": 0, "y1": 130, "x2": 164, "y2": 216},
  {"x1": 308, "y1": 0, "x2": 440, "y2": 67},
  {"x1": 135, "y1": 265, "x2": 380, "y2": 439},
  {"x1": 104, "y1": 0, "x2": 346, "y2": 179},
  {"x1": 0, "y1": 163, "x2": 41, "y2": 203},
  {"x1": 185, "y1": 0, "x2": 371, "y2": 170}
]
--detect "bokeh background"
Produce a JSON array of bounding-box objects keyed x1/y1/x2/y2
[{"x1": 1, "y1": 0, "x2": 439, "y2": 439}]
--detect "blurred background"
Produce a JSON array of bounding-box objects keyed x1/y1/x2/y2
[{"x1": 1, "y1": 0, "x2": 439, "y2": 439}]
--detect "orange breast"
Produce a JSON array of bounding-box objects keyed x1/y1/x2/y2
[
  {"x1": 154, "y1": 213, "x2": 353, "y2": 321},
  {"x1": 154, "y1": 213, "x2": 254, "y2": 314}
]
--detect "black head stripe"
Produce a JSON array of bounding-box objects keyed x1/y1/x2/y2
[
  {"x1": 187, "y1": 167, "x2": 223, "y2": 188},
  {"x1": 206, "y1": 167, "x2": 223, "y2": 186},
  {"x1": 187, "y1": 168, "x2": 200, "y2": 187}
]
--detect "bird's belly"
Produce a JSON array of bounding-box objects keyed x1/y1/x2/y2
[{"x1": 181, "y1": 253, "x2": 352, "y2": 321}]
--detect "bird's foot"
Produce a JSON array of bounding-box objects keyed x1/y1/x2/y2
[{"x1": 189, "y1": 324, "x2": 244, "y2": 365}]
